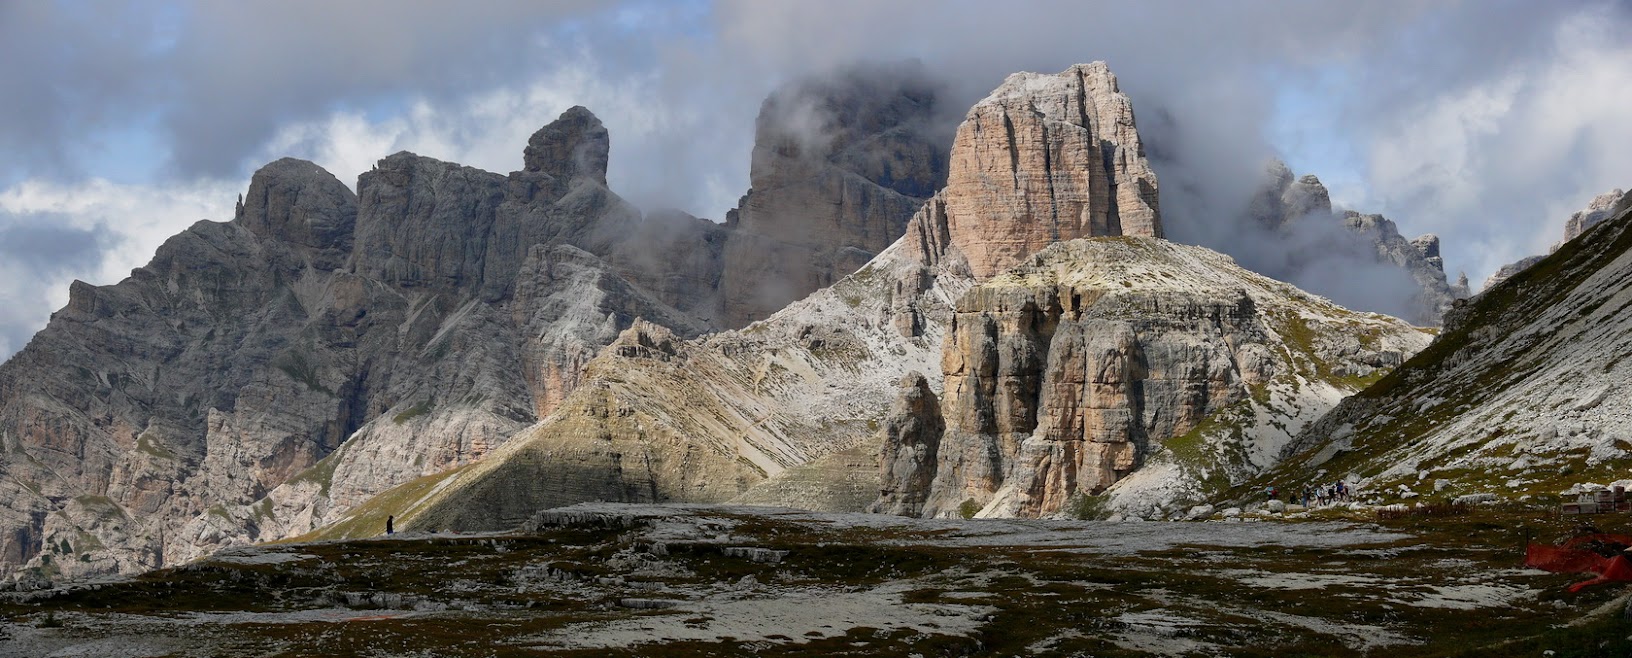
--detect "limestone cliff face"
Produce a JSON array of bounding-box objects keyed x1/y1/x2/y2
[
  {"x1": 0, "y1": 106, "x2": 722, "y2": 578},
  {"x1": 719, "y1": 64, "x2": 950, "y2": 327},
  {"x1": 868, "y1": 373, "x2": 944, "y2": 517},
  {"x1": 331, "y1": 61, "x2": 1170, "y2": 532},
  {"x1": 901, "y1": 238, "x2": 1431, "y2": 519},
  {"x1": 943, "y1": 63, "x2": 1161, "y2": 278}
]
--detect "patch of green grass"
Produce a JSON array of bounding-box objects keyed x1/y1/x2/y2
[
  {"x1": 286, "y1": 447, "x2": 344, "y2": 497},
  {"x1": 1064, "y1": 492, "x2": 1109, "y2": 520},
  {"x1": 135, "y1": 433, "x2": 177, "y2": 461},
  {"x1": 957, "y1": 498, "x2": 981, "y2": 519},
  {"x1": 274, "y1": 351, "x2": 332, "y2": 396},
  {"x1": 297, "y1": 466, "x2": 469, "y2": 541},
  {"x1": 392, "y1": 400, "x2": 434, "y2": 425}
]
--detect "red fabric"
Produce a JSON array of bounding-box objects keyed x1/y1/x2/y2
[{"x1": 1524, "y1": 534, "x2": 1632, "y2": 592}]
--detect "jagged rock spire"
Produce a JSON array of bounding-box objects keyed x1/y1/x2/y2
[
  {"x1": 235, "y1": 157, "x2": 357, "y2": 254},
  {"x1": 524, "y1": 106, "x2": 610, "y2": 186},
  {"x1": 939, "y1": 62, "x2": 1162, "y2": 278}
]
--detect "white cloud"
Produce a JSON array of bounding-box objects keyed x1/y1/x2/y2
[
  {"x1": 253, "y1": 56, "x2": 749, "y2": 219},
  {"x1": 0, "y1": 177, "x2": 238, "y2": 356},
  {"x1": 1363, "y1": 4, "x2": 1632, "y2": 281}
]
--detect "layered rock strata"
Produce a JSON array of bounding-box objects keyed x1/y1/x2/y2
[
  {"x1": 894, "y1": 238, "x2": 1430, "y2": 519},
  {"x1": 943, "y1": 63, "x2": 1161, "y2": 277}
]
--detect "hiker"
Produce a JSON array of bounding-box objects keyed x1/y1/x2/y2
[
  {"x1": 1301, "y1": 487, "x2": 1310, "y2": 508},
  {"x1": 386, "y1": 515, "x2": 395, "y2": 536}
]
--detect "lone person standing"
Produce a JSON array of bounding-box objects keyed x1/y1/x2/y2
[{"x1": 386, "y1": 515, "x2": 395, "y2": 536}]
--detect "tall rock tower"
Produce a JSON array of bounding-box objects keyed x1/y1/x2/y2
[{"x1": 940, "y1": 62, "x2": 1161, "y2": 277}]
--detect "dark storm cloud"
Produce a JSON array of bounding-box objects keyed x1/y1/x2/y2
[
  {"x1": 160, "y1": 1, "x2": 614, "y2": 176},
  {"x1": 0, "y1": 2, "x2": 166, "y2": 180}
]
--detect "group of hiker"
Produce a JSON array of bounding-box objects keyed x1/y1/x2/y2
[{"x1": 1265, "y1": 481, "x2": 1352, "y2": 508}]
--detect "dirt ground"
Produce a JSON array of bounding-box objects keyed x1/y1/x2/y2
[{"x1": 3, "y1": 502, "x2": 1630, "y2": 657}]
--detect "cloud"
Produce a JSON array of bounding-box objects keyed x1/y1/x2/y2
[
  {"x1": 251, "y1": 51, "x2": 748, "y2": 216},
  {"x1": 0, "y1": 178, "x2": 237, "y2": 356},
  {"x1": 1361, "y1": 4, "x2": 1632, "y2": 280},
  {"x1": 2, "y1": 0, "x2": 1630, "y2": 360}
]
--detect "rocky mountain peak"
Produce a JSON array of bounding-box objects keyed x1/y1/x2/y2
[
  {"x1": 234, "y1": 157, "x2": 357, "y2": 258},
  {"x1": 1485, "y1": 187, "x2": 1630, "y2": 290},
  {"x1": 718, "y1": 63, "x2": 950, "y2": 327},
  {"x1": 524, "y1": 105, "x2": 610, "y2": 187},
  {"x1": 1280, "y1": 173, "x2": 1332, "y2": 223},
  {"x1": 1563, "y1": 187, "x2": 1626, "y2": 242},
  {"x1": 941, "y1": 62, "x2": 1162, "y2": 277},
  {"x1": 1245, "y1": 159, "x2": 1463, "y2": 324}
]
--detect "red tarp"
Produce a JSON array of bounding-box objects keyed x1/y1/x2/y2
[{"x1": 1525, "y1": 534, "x2": 1632, "y2": 592}]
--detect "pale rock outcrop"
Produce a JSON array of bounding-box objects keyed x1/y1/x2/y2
[
  {"x1": 510, "y1": 244, "x2": 710, "y2": 418},
  {"x1": 943, "y1": 63, "x2": 1161, "y2": 277},
  {"x1": 1484, "y1": 188, "x2": 1628, "y2": 290},
  {"x1": 1483, "y1": 256, "x2": 1544, "y2": 291},
  {"x1": 868, "y1": 373, "x2": 944, "y2": 516},
  {"x1": 1563, "y1": 188, "x2": 1625, "y2": 243},
  {"x1": 914, "y1": 238, "x2": 1430, "y2": 519}
]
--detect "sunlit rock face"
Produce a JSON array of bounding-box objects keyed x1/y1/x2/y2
[{"x1": 941, "y1": 62, "x2": 1161, "y2": 278}]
